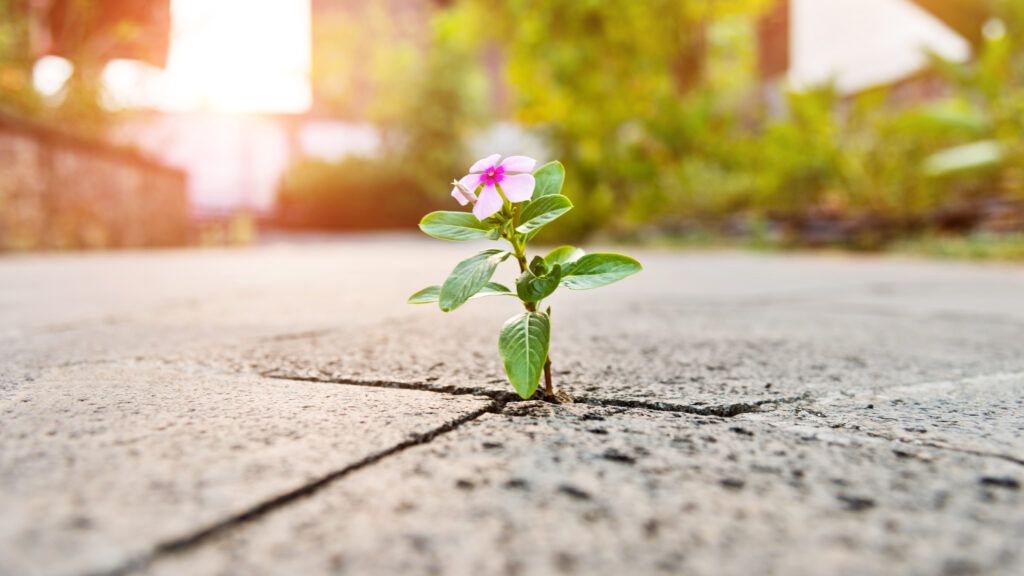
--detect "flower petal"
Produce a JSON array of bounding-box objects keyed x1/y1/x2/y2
[
  {"x1": 473, "y1": 184, "x2": 503, "y2": 220},
  {"x1": 499, "y1": 155, "x2": 536, "y2": 173},
  {"x1": 451, "y1": 189, "x2": 471, "y2": 206},
  {"x1": 469, "y1": 154, "x2": 501, "y2": 174},
  {"x1": 499, "y1": 173, "x2": 535, "y2": 202},
  {"x1": 451, "y1": 174, "x2": 478, "y2": 205}
]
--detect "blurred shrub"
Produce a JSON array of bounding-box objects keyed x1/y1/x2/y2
[
  {"x1": 287, "y1": 0, "x2": 1023, "y2": 249},
  {"x1": 923, "y1": 2, "x2": 1024, "y2": 201},
  {"x1": 446, "y1": 0, "x2": 1024, "y2": 250},
  {"x1": 275, "y1": 156, "x2": 437, "y2": 230},
  {"x1": 0, "y1": 0, "x2": 42, "y2": 116},
  {"x1": 454, "y1": 0, "x2": 772, "y2": 239}
]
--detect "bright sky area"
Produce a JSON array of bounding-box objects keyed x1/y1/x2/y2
[{"x1": 36, "y1": 0, "x2": 312, "y2": 114}]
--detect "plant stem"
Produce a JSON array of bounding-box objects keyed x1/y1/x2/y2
[
  {"x1": 507, "y1": 221, "x2": 536, "y2": 312},
  {"x1": 506, "y1": 214, "x2": 548, "y2": 393},
  {"x1": 543, "y1": 357, "x2": 553, "y2": 396}
]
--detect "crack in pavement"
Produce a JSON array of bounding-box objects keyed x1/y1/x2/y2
[
  {"x1": 261, "y1": 373, "x2": 1023, "y2": 467},
  {"x1": 760, "y1": 418, "x2": 1024, "y2": 468},
  {"x1": 88, "y1": 398, "x2": 507, "y2": 576},
  {"x1": 572, "y1": 392, "x2": 811, "y2": 417},
  {"x1": 260, "y1": 371, "x2": 807, "y2": 418},
  {"x1": 260, "y1": 371, "x2": 524, "y2": 402},
  {"x1": 859, "y1": 430, "x2": 1024, "y2": 468}
]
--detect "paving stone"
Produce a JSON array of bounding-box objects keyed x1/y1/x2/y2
[
  {"x1": 144, "y1": 404, "x2": 1024, "y2": 576},
  {"x1": 776, "y1": 371, "x2": 1024, "y2": 463},
  {"x1": 235, "y1": 298, "x2": 1024, "y2": 412},
  {"x1": 0, "y1": 362, "x2": 492, "y2": 576},
  {"x1": 0, "y1": 240, "x2": 451, "y2": 397},
  {"x1": 2, "y1": 240, "x2": 1024, "y2": 576}
]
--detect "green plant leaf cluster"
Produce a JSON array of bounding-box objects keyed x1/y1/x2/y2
[
  {"x1": 409, "y1": 160, "x2": 642, "y2": 399},
  {"x1": 515, "y1": 256, "x2": 562, "y2": 302}
]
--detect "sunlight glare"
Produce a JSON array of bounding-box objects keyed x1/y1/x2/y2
[{"x1": 106, "y1": 0, "x2": 312, "y2": 113}]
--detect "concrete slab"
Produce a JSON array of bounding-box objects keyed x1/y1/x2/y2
[
  {"x1": 774, "y1": 371, "x2": 1024, "y2": 463},
  {"x1": 0, "y1": 362, "x2": 493, "y2": 576},
  {"x1": 2, "y1": 238, "x2": 1023, "y2": 575},
  {"x1": 143, "y1": 403, "x2": 1024, "y2": 576},
  {"x1": 237, "y1": 298, "x2": 1024, "y2": 412}
]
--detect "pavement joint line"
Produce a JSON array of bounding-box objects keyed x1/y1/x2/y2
[
  {"x1": 87, "y1": 398, "x2": 508, "y2": 576},
  {"x1": 261, "y1": 328, "x2": 335, "y2": 342},
  {"x1": 261, "y1": 372, "x2": 809, "y2": 418},
  {"x1": 759, "y1": 413, "x2": 1024, "y2": 468},
  {"x1": 260, "y1": 372, "x2": 524, "y2": 402},
  {"x1": 859, "y1": 430, "x2": 1024, "y2": 467},
  {"x1": 572, "y1": 392, "x2": 812, "y2": 417}
]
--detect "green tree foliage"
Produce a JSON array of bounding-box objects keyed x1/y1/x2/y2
[
  {"x1": 923, "y1": 0, "x2": 1024, "y2": 201},
  {"x1": 454, "y1": 0, "x2": 771, "y2": 238},
  {"x1": 0, "y1": 0, "x2": 42, "y2": 115},
  {"x1": 292, "y1": 0, "x2": 1024, "y2": 246},
  {"x1": 0, "y1": 0, "x2": 161, "y2": 132}
]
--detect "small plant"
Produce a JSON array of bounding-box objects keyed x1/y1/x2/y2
[{"x1": 409, "y1": 155, "x2": 642, "y2": 400}]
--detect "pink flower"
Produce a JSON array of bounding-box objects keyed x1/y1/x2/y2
[{"x1": 451, "y1": 154, "x2": 537, "y2": 220}]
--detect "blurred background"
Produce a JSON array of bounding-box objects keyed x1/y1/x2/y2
[{"x1": 0, "y1": 0, "x2": 1022, "y2": 257}]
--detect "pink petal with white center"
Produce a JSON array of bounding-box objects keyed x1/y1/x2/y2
[
  {"x1": 499, "y1": 155, "x2": 536, "y2": 173},
  {"x1": 499, "y1": 173, "x2": 535, "y2": 202},
  {"x1": 473, "y1": 184, "x2": 503, "y2": 220},
  {"x1": 451, "y1": 174, "x2": 478, "y2": 205},
  {"x1": 469, "y1": 154, "x2": 501, "y2": 174}
]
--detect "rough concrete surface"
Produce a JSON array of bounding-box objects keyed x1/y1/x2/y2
[
  {"x1": 145, "y1": 404, "x2": 1024, "y2": 576},
  {"x1": 0, "y1": 363, "x2": 492, "y2": 576},
  {"x1": 1, "y1": 236, "x2": 1023, "y2": 576}
]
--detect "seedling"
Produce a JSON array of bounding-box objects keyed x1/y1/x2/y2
[{"x1": 409, "y1": 155, "x2": 642, "y2": 399}]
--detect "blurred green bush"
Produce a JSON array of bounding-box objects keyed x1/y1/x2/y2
[
  {"x1": 463, "y1": 0, "x2": 1024, "y2": 248},
  {"x1": 281, "y1": 0, "x2": 1024, "y2": 253},
  {"x1": 276, "y1": 156, "x2": 436, "y2": 230}
]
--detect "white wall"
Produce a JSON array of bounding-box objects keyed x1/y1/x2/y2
[{"x1": 789, "y1": 0, "x2": 971, "y2": 93}]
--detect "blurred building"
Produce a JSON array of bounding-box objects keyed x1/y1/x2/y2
[
  {"x1": 109, "y1": 0, "x2": 421, "y2": 218},
  {"x1": 0, "y1": 106, "x2": 187, "y2": 251},
  {"x1": 112, "y1": 113, "x2": 380, "y2": 216},
  {"x1": 0, "y1": 0, "x2": 189, "y2": 249},
  {"x1": 758, "y1": 0, "x2": 984, "y2": 109}
]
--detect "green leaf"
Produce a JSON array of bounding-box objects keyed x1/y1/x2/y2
[
  {"x1": 532, "y1": 161, "x2": 565, "y2": 200},
  {"x1": 919, "y1": 106, "x2": 990, "y2": 133},
  {"x1": 516, "y1": 194, "x2": 573, "y2": 235},
  {"x1": 923, "y1": 140, "x2": 1006, "y2": 178},
  {"x1": 560, "y1": 253, "x2": 642, "y2": 290},
  {"x1": 419, "y1": 211, "x2": 495, "y2": 241},
  {"x1": 439, "y1": 250, "x2": 510, "y2": 311},
  {"x1": 498, "y1": 311, "x2": 550, "y2": 399},
  {"x1": 544, "y1": 245, "x2": 585, "y2": 273},
  {"x1": 408, "y1": 282, "x2": 512, "y2": 304},
  {"x1": 528, "y1": 255, "x2": 549, "y2": 276},
  {"x1": 515, "y1": 264, "x2": 562, "y2": 303}
]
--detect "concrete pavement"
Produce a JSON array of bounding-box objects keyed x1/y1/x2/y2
[{"x1": 1, "y1": 236, "x2": 1022, "y2": 575}]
